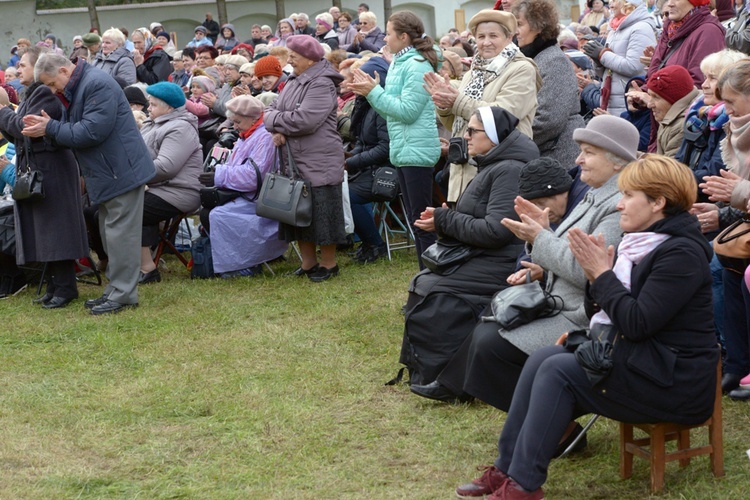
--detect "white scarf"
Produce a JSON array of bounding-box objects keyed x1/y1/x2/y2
[{"x1": 589, "y1": 232, "x2": 671, "y2": 328}]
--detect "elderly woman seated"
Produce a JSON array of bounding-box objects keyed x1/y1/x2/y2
[
  {"x1": 198, "y1": 95, "x2": 287, "y2": 278},
  {"x1": 400, "y1": 106, "x2": 539, "y2": 387},
  {"x1": 138, "y1": 82, "x2": 203, "y2": 284},
  {"x1": 346, "y1": 57, "x2": 391, "y2": 263},
  {"x1": 410, "y1": 116, "x2": 638, "y2": 420},
  {"x1": 456, "y1": 156, "x2": 719, "y2": 500},
  {"x1": 645, "y1": 65, "x2": 700, "y2": 157}
]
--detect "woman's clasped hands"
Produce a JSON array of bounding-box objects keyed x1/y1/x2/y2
[
  {"x1": 423, "y1": 72, "x2": 459, "y2": 110},
  {"x1": 414, "y1": 203, "x2": 449, "y2": 232},
  {"x1": 345, "y1": 68, "x2": 380, "y2": 97},
  {"x1": 568, "y1": 227, "x2": 614, "y2": 283},
  {"x1": 501, "y1": 196, "x2": 551, "y2": 244}
]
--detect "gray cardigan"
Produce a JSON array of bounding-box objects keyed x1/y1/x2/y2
[
  {"x1": 532, "y1": 45, "x2": 585, "y2": 168},
  {"x1": 499, "y1": 174, "x2": 623, "y2": 355}
]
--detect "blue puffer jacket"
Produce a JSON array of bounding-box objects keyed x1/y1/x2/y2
[
  {"x1": 45, "y1": 60, "x2": 155, "y2": 204},
  {"x1": 366, "y1": 47, "x2": 440, "y2": 168}
]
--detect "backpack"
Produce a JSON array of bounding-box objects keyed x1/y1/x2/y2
[{"x1": 190, "y1": 236, "x2": 214, "y2": 279}]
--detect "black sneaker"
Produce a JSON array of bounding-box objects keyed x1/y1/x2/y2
[{"x1": 356, "y1": 243, "x2": 386, "y2": 263}]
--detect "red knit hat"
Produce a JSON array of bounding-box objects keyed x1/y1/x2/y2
[
  {"x1": 647, "y1": 65, "x2": 695, "y2": 105},
  {"x1": 688, "y1": 0, "x2": 710, "y2": 6},
  {"x1": 254, "y1": 55, "x2": 282, "y2": 78}
]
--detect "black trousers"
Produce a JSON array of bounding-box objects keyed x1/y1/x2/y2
[
  {"x1": 495, "y1": 345, "x2": 664, "y2": 492},
  {"x1": 45, "y1": 259, "x2": 78, "y2": 299},
  {"x1": 83, "y1": 204, "x2": 107, "y2": 262},
  {"x1": 437, "y1": 305, "x2": 528, "y2": 412},
  {"x1": 142, "y1": 192, "x2": 181, "y2": 247}
]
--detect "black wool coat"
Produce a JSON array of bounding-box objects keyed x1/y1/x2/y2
[{"x1": 0, "y1": 82, "x2": 88, "y2": 264}]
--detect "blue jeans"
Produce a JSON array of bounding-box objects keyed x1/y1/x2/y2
[
  {"x1": 710, "y1": 248, "x2": 725, "y2": 347},
  {"x1": 722, "y1": 269, "x2": 750, "y2": 376},
  {"x1": 348, "y1": 191, "x2": 383, "y2": 248}
]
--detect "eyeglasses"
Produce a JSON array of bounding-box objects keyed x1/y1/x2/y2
[{"x1": 466, "y1": 127, "x2": 486, "y2": 137}]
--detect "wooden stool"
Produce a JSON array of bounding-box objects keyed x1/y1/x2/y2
[
  {"x1": 153, "y1": 215, "x2": 190, "y2": 269},
  {"x1": 619, "y1": 360, "x2": 724, "y2": 493}
]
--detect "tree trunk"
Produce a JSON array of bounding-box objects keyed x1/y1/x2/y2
[
  {"x1": 332, "y1": 0, "x2": 342, "y2": 8},
  {"x1": 384, "y1": 0, "x2": 392, "y2": 22},
  {"x1": 87, "y1": 0, "x2": 99, "y2": 32},
  {"x1": 216, "y1": 0, "x2": 228, "y2": 26},
  {"x1": 275, "y1": 0, "x2": 285, "y2": 22}
]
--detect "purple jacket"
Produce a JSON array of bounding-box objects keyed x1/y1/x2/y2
[
  {"x1": 647, "y1": 7, "x2": 725, "y2": 89},
  {"x1": 215, "y1": 125, "x2": 276, "y2": 192},
  {"x1": 264, "y1": 60, "x2": 345, "y2": 187}
]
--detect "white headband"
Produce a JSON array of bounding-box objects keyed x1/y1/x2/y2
[{"x1": 478, "y1": 107, "x2": 499, "y2": 145}]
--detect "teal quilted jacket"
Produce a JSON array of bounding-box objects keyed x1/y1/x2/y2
[{"x1": 367, "y1": 48, "x2": 440, "y2": 167}]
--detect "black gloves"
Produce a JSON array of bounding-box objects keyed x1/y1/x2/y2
[
  {"x1": 199, "y1": 171, "x2": 215, "y2": 187},
  {"x1": 583, "y1": 40, "x2": 606, "y2": 63}
]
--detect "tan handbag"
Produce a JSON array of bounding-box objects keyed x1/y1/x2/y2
[{"x1": 713, "y1": 216, "x2": 750, "y2": 274}]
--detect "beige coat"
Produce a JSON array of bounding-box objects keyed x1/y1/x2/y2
[
  {"x1": 438, "y1": 52, "x2": 541, "y2": 202},
  {"x1": 656, "y1": 88, "x2": 700, "y2": 158}
]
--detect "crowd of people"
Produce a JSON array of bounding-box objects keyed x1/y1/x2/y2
[{"x1": 1, "y1": 0, "x2": 750, "y2": 496}]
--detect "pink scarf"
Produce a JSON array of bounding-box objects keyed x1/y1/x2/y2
[{"x1": 590, "y1": 232, "x2": 671, "y2": 328}]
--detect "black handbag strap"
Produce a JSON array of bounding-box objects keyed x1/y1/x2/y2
[
  {"x1": 240, "y1": 157, "x2": 263, "y2": 203},
  {"x1": 717, "y1": 216, "x2": 750, "y2": 244},
  {"x1": 17, "y1": 137, "x2": 34, "y2": 175},
  {"x1": 657, "y1": 37, "x2": 686, "y2": 70},
  {"x1": 273, "y1": 142, "x2": 303, "y2": 180}
]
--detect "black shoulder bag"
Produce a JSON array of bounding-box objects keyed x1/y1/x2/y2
[{"x1": 12, "y1": 138, "x2": 44, "y2": 202}]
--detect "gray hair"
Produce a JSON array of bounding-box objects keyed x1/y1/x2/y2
[
  {"x1": 297, "y1": 13, "x2": 309, "y2": 22},
  {"x1": 34, "y1": 52, "x2": 72, "y2": 81},
  {"x1": 604, "y1": 151, "x2": 630, "y2": 168},
  {"x1": 102, "y1": 27, "x2": 126, "y2": 47}
]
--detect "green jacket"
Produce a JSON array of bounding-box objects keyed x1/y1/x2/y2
[{"x1": 367, "y1": 48, "x2": 440, "y2": 167}]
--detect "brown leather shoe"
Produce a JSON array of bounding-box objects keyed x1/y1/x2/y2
[{"x1": 456, "y1": 466, "x2": 508, "y2": 498}]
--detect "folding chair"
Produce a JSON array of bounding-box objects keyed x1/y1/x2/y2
[{"x1": 373, "y1": 194, "x2": 415, "y2": 260}]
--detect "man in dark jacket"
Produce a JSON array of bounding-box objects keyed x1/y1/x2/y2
[
  {"x1": 23, "y1": 54, "x2": 156, "y2": 315},
  {"x1": 202, "y1": 13, "x2": 221, "y2": 43}
]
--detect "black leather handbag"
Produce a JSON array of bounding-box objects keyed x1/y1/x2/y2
[
  {"x1": 421, "y1": 238, "x2": 482, "y2": 276},
  {"x1": 481, "y1": 275, "x2": 564, "y2": 330},
  {"x1": 12, "y1": 139, "x2": 44, "y2": 202},
  {"x1": 256, "y1": 143, "x2": 312, "y2": 227}
]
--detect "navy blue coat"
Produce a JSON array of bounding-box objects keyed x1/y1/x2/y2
[
  {"x1": 45, "y1": 60, "x2": 155, "y2": 204},
  {"x1": 589, "y1": 212, "x2": 719, "y2": 425}
]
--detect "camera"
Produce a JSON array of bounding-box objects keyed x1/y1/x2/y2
[
  {"x1": 446, "y1": 137, "x2": 469, "y2": 164},
  {"x1": 217, "y1": 129, "x2": 240, "y2": 149}
]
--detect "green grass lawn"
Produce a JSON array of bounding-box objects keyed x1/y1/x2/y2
[{"x1": 1, "y1": 249, "x2": 749, "y2": 498}]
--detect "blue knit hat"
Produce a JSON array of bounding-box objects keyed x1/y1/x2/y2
[{"x1": 146, "y1": 82, "x2": 185, "y2": 109}]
